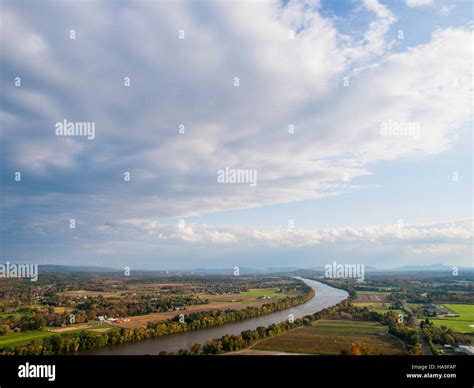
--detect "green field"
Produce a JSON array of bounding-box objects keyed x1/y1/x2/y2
[
  {"x1": 443, "y1": 304, "x2": 474, "y2": 316},
  {"x1": 253, "y1": 320, "x2": 406, "y2": 355},
  {"x1": 0, "y1": 324, "x2": 116, "y2": 349},
  {"x1": 407, "y1": 303, "x2": 424, "y2": 308},
  {"x1": 353, "y1": 302, "x2": 379, "y2": 307},
  {"x1": 356, "y1": 291, "x2": 391, "y2": 295},
  {"x1": 0, "y1": 313, "x2": 30, "y2": 320},
  {"x1": 356, "y1": 287, "x2": 394, "y2": 291},
  {"x1": 209, "y1": 288, "x2": 285, "y2": 305},
  {"x1": 353, "y1": 302, "x2": 407, "y2": 316},
  {"x1": 0, "y1": 331, "x2": 55, "y2": 348},
  {"x1": 369, "y1": 308, "x2": 406, "y2": 316},
  {"x1": 239, "y1": 288, "x2": 281, "y2": 298},
  {"x1": 85, "y1": 325, "x2": 115, "y2": 333},
  {"x1": 431, "y1": 304, "x2": 474, "y2": 334}
]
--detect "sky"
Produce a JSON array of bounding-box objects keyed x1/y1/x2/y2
[{"x1": 0, "y1": 0, "x2": 472, "y2": 270}]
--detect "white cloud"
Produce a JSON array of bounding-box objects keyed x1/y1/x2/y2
[
  {"x1": 98, "y1": 218, "x2": 473, "y2": 247},
  {"x1": 361, "y1": 0, "x2": 397, "y2": 56},
  {"x1": 405, "y1": 0, "x2": 433, "y2": 7},
  {"x1": 439, "y1": 5, "x2": 456, "y2": 16},
  {"x1": 60, "y1": 218, "x2": 470, "y2": 268}
]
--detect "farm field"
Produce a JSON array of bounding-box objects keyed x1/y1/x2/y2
[
  {"x1": 353, "y1": 302, "x2": 384, "y2": 307},
  {"x1": 0, "y1": 331, "x2": 55, "y2": 348},
  {"x1": 431, "y1": 304, "x2": 474, "y2": 334},
  {"x1": 53, "y1": 307, "x2": 73, "y2": 314},
  {"x1": 0, "y1": 313, "x2": 30, "y2": 320},
  {"x1": 356, "y1": 286, "x2": 394, "y2": 291},
  {"x1": 115, "y1": 299, "x2": 273, "y2": 329},
  {"x1": 59, "y1": 290, "x2": 121, "y2": 298},
  {"x1": 48, "y1": 324, "x2": 98, "y2": 333},
  {"x1": 253, "y1": 320, "x2": 406, "y2": 355},
  {"x1": 113, "y1": 287, "x2": 293, "y2": 329},
  {"x1": 353, "y1": 301, "x2": 407, "y2": 316},
  {"x1": 86, "y1": 326, "x2": 115, "y2": 333},
  {"x1": 354, "y1": 292, "x2": 390, "y2": 304},
  {"x1": 0, "y1": 324, "x2": 116, "y2": 348},
  {"x1": 443, "y1": 304, "x2": 474, "y2": 316},
  {"x1": 59, "y1": 283, "x2": 190, "y2": 298},
  {"x1": 353, "y1": 288, "x2": 407, "y2": 316},
  {"x1": 199, "y1": 288, "x2": 284, "y2": 304},
  {"x1": 224, "y1": 349, "x2": 302, "y2": 355},
  {"x1": 369, "y1": 308, "x2": 406, "y2": 316}
]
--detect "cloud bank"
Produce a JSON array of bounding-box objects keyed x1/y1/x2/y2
[{"x1": 0, "y1": 0, "x2": 472, "y2": 268}]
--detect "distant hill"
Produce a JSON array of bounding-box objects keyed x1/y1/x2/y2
[
  {"x1": 184, "y1": 267, "x2": 300, "y2": 275},
  {"x1": 35, "y1": 263, "x2": 472, "y2": 275},
  {"x1": 39, "y1": 265, "x2": 120, "y2": 273},
  {"x1": 36, "y1": 265, "x2": 299, "y2": 275},
  {"x1": 303, "y1": 263, "x2": 472, "y2": 273},
  {"x1": 374, "y1": 264, "x2": 473, "y2": 273}
]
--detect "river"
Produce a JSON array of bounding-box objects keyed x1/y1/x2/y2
[{"x1": 81, "y1": 277, "x2": 348, "y2": 355}]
